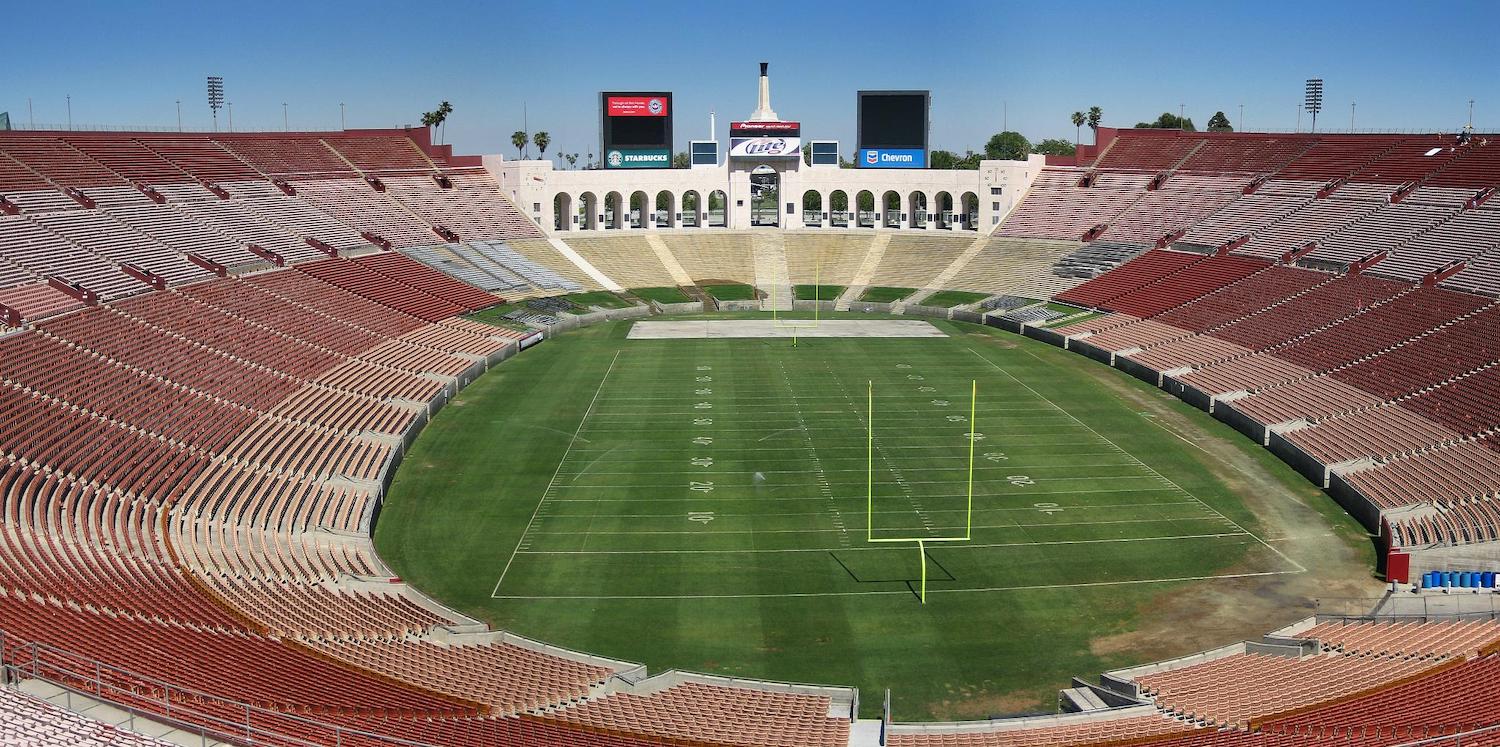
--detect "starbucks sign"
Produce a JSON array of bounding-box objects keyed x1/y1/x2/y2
[{"x1": 604, "y1": 148, "x2": 670, "y2": 169}]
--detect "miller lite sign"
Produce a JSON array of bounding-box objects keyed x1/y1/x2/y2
[{"x1": 729, "y1": 136, "x2": 802, "y2": 159}]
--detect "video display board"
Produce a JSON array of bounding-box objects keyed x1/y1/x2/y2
[
  {"x1": 856, "y1": 91, "x2": 929, "y2": 168},
  {"x1": 601, "y1": 92, "x2": 673, "y2": 169}
]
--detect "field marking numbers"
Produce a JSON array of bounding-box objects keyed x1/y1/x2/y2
[
  {"x1": 966, "y1": 347, "x2": 1307, "y2": 575},
  {"x1": 492, "y1": 349, "x2": 622, "y2": 596}
]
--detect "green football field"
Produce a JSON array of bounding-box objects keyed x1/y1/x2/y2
[{"x1": 375, "y1": 315, "x2": 1354, "y2": 720}]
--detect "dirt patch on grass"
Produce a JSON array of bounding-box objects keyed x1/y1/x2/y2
[
  {"x1": 1069, "y1": 354, "x2": 1383, "y2": 664},
  {"x1": 930, "y1": 690, "x2": 1050, "y2": 721}
]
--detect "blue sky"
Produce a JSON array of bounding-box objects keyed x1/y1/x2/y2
[{"x1": 4, "y1": 0, "x2": 1495, "y2": 159}]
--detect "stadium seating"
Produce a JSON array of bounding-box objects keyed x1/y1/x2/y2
[{"x1": 12, "y1": 123, "x2": 1500, "y2": 747}]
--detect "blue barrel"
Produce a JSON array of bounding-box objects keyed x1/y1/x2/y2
[
  {"x1": 1427, "y1": 571, "x2": 1439, "y2": 588},
  {"x1": 1486, "y1": 572, "x2": 1496, "y2": 588},
  {"x1": 1442, "y1": 572, "x2": 1454, "y2": 587},
  {"x1": 1465, "y1": 572, "x2": 1476, "y2": 587},
  {"x1": 1451, "y1": 571, "x2": 1462, "y2": 587}
]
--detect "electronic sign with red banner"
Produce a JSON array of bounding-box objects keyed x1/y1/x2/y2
[
  {"x1": 601, "y1": 92, "x2": 674, "y2": 168},
  {"x1": 607, "y1": 95, "x2": 670, "y2": 117}
]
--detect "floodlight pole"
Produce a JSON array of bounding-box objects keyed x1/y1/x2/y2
[
  {"x1": 340, "y1": 102, "x2": 346, "y2": 130},
  {"x1": 283, "y1": 103, "x2": 289, "y2": 132},
  {"x1": 176, "y1": 100, "x2": 182, "y2": 132},
  {"x1": 66, "y1": 95, "x2": 71, "y2": 131}
]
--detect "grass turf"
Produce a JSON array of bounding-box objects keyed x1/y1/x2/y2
[
  {"x1": 920, "y1": 290, "x2": 990, "y2": 308},
  {"x1": 795, "y1": 284, "x2": 846, "y2": 301},
  {"x1": 564, "y1": 291, "x2": 633, "y2": 310},
  {"x1": 631, "y1": 286, "x2": 693, "y2": 304},
  {"x1": 859, "y1": 286, "x2": 918, "y2": 303},
  {"x1": 375, "y1": 315, "x2": 1344, "y2": 721},
  {"x1": 702, "y1": 283, "x2": 758, "y2": 301}
]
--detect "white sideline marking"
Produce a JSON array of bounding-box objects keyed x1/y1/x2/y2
[
  {"x1": 524, "y1": 515, "x2": 1236, "y2": 537},
  {"x1": 492, "y1": 569, "x2": 1297, "y2": 600},
  {"x1": 492, "y1": 349, "x2": 622, "y2": 596},
  {"x1": 966, "y1": 347, "x2": 1309, "y2": 575},
  {"x1": 512, "y1": 531, "x2": 1251, "y2": 555}
]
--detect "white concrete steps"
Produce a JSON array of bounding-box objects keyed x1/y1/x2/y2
[
  {"x1": 752, "y1": 232, "x2": 793, "y2": 311},
  {"x1": 836, "y1": 232, "x2": 893, "y2": 310},
  {"x1": 548, "y1": 237, "x2": 622, "y2": 291},
  {"x1": 905, "y1": 234, "x2": 993, "y2": 305},
  {"x1": 642, "y1": 234, "x2": 695, "y2": 287}
]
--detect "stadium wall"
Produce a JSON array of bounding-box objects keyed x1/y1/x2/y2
[{"x1": 487, "y1": 154, "x2": 1045, "y2": 233}]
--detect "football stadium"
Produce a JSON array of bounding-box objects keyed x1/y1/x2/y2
[{"x1": 3, "y1": 2, "x2": 1500, "y2": 745}]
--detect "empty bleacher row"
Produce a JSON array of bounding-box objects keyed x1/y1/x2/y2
[{"x1": 0, "y1": 130, "x2": 541, "y2": 324}]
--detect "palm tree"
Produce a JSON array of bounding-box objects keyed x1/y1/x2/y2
[
  {"x1": 1070, "y1": 111, "x2": 1086, "y2": 152},
  {"x1": 565, "y1": 153, "x2": 578, "y2": 170},
  {"x1": 1087, "y1": 106, "x2": 1103, "y2": 142},
  {"x1": 420, "y1": 101, "x2": 454, "y2": 145},
  {"x1": 533, "y1": 131, "x2": 551, "y2": 160},
  {"x1": 511, "y1": 130, "x2": 528, "y2": 159}
]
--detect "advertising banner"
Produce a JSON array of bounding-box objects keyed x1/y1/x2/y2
[
  {"x1": 729, "y1": 121, "x2": 800, "y2": 137},
  {"x1": 607, "y1": 96, "x2": 669, "y2": 117},
  {"x1": 859, "y1": 148, "x2": 927, "y2": 169},
  {"x1": 605, "y1": 147, "x2": 671, "y2": 169},
  {"x1": 729, "y1": 137, "x2": 802, "y2": 159}
]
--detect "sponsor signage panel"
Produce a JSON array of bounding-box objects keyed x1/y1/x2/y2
[
  {"x1": 605, "y1": 148, "x2": 671, "y2": 169},
  {"x1": 729, "y1": 120, "x2": 800, "y2": 137},
  {"x1": 859, "y1": 148, "x2": 927, "y2": 168},
  {"x1": 729, "y1": 137, "x2": 802, "y2": 159},
  {"x1": 607, "y1": 96, "x2": 669, "y2": 117}
]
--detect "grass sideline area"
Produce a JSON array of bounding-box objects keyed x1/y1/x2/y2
[
  {"x1": 465, "y1": 305, "x2": 532, "y2": 331},
  {"x1": 630, "y1": 286, "x2": 693, "y2": 304},
  {"x1": 375, "y1": 314, "x2": 1368, "y2": 721},
  {"x1": 795, "y1": 284, "x2": 846, "y2": 301},
  {"x1": 920, "y1": 290, "x2": 990, "y2": 308},
  {"x1": 702, "y1": 283, "x2": 758, "y2": 301},
  {"x1": 564, "y1": 291, "x2": 634, "y2": 309},
  {"x1": 858, "y1": 286, "x2": 918, "y2": 303}
]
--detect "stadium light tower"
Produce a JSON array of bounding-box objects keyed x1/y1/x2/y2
[
  {"x1": 207, "y1": 76, "x2": 224, "y2": 132},
  {"x1": 1304, "y1": 78, "x2": 1324, "y2": 133}
]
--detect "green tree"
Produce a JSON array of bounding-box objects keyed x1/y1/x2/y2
[
  {"x1": 564, "y1": 152, "x2": 578, "y2": 170},
  {"x1": 830, "y1": 191, "x2": 847, "y2": 211},
  {"x1": 1135, "y1": 112, "x2": 1195, "y2": 131},
  {"x1": 1070, "y1": 111, "x2": 1086, "y2": 151},
  {"x1": 1207, "y1": 111, "x2": 1233, "y2": 132},
  {"x1": 672, "y1": 151, "x2": 691, "y2": 168},
  {"x1": 532, "y1": 131, "x2": 551, "y2": 158},
  {"x1": 510, "y1": 130, "x2": 528, "y2": 158},
  {"x1": 930, "y1": 150, "x2": 961, "y2": 169},
  {"x1": 420, "y1": 100, "x2": 453, "y2": 145},
  {"x1": 985, "y1": 131, "x2": 1031, "y2": 160},
  {"x1": 802, "y1": 143, "x2": 813, "y2": 166},
  {"x1": 1087, "y1": 106, "x2": 1103, "y2": 138},
  {"x1": 857, "y1": 191, "x2": 874, "y2": 211},
  {"x1": 1034, "y1": 138, "x2": 1076, "y2": 156}
]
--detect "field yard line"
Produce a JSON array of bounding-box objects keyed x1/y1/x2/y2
[
  {"x1": 491, "y1": 349, "x2": 622, "y2": 598},
  {"x1": 542, "y1": 500, "x2": 1205, "y2": 519},
  {"x1": 555, "y1": 461, "x2": 1141, "y2": 476},
  {"x1": 517, "y1": 530, "x2": 1251, "y2": 555},
  {"x1": 544, "y1": 485, "x2": 1201, "y2": 502},
  {"x1": 774, "y1": 358, "x2": 851, "y2": 547},
  {"x1": 966, "y1": 347, "x2": 1308, "y2": 575},
  {"x1": 565, "y1": 441, "x2": 1116, "y2": 453},
  {"x1": 526, "y1": 514, "x2": 1238, "y2": 536},
  {"x1": 490, "y1": 569, "x2": 1295, "y2": 600},
  {"x1": 554, "y1": 475, "x2": 1164, "y2": 489}
]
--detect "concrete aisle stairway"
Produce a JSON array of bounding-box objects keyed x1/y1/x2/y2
[
  {"x1": 548, "y1": 236, "x2": 622, "y2": 291},
  {"x1": 753, "y1": 232, "x2": 793, "y2": 311},
  {"x1": 904, "y1": 233, "x2": 994, "y2": 306},
  {"x1": 643, "y1": 233, "x2": 696, "y2": 287},
  {"x1": 835, "y1": 232, "x2": 893, "y2": 310}
]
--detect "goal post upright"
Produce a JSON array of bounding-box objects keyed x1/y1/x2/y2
[{"x1": 866, "y1": 378, "x2": 979, "y2": 602}]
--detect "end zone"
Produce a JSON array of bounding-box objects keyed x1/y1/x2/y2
[{"x1": 627, "y1": 319, "x2": 948, "y2": 340}]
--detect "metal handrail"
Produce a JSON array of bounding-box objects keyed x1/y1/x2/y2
[{"x1": 2, "y1": 635, "x2": 442, "y2": 747}]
